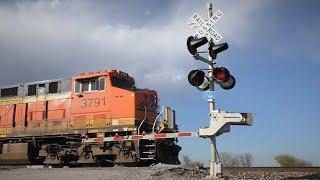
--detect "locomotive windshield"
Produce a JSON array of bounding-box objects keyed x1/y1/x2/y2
[
  {"x1": 75, "y1": 77, "x2": 105, "y2": 93},
  {"x1": 111, "y1": 76, "x2": 134, "y2": 89}
]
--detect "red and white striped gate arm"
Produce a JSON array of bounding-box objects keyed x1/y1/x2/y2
[{"x1": 82, "y1": 132, "x2": 199, "y2": 143}]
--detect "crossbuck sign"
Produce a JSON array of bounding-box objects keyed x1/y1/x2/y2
[{"x1": 190, "y1": 10, "x2": 224, "y2": 42}]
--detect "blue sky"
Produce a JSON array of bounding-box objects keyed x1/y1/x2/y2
[{"x1": 0, "y1": 0, "x2": 319, "y2": 166}]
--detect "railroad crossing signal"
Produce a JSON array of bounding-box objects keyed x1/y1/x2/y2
[
  {"x1": 186, "y1": 35, "x2": 236, "y2": 91},
  {"x1": 187, "y1": 3, "x2": 253, "y2": 179}
]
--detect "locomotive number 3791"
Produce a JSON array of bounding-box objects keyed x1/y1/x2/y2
[{"x1": 81, "y1": 97, "x2": 106, "y2": 108}]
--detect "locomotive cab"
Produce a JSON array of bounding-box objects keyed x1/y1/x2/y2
[
  {"x1": 71, "y1": 70, "x2": 158, "y2": 134},
  {"x1": 70, "y1": 70, "x2": 180, "y2": 165}
]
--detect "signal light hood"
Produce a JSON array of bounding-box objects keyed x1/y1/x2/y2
[
  {"x1": 187, "y1": 36, "x2": 208, "y2": 56},
  {"x1": 209, "y1": 42, "x2": 229, "y2": 59},
  {"x1": 219, "y1": 75, "x2": 236, "y2": 90}
]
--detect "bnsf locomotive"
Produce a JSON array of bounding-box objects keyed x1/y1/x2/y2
[{"x1": 0, "y1": 69, "x2": 180, "y2": 167}]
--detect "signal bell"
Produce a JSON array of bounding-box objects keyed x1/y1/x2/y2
[
  {"x1": 187, "y1": 36, "x2": 208, "y2": 56},
  {"x1": 188, "y1": 70, "x2": 209, "y2": 91}
]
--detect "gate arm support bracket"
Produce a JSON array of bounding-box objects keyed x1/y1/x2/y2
[{"x1": 199, "y1": 110, "x2": 253, "y2": 137}]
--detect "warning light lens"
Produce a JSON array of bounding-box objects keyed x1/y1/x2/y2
[
  {"x1": 188, "y1": 70, "x2": 205, "y2": 87},
  {"x1": 187, "y1": 70, "x2": 209, "y2": 91},
  {"x1": 216, "y1": 72, "x2": 225, "y2": 81},
  {"x1": 213, "y1": 67, "x2": 230, "y2": 83}
]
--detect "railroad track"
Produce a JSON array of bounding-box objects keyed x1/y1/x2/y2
[
  {"x1": 153, "y1": 167, "x2": 320, "y2": 179},
  {"x1": 0, "y1": 166, "x2": 319, "y2": 179},
  {"x1": 223, "y1": 167, "x2": 320, "y2": 172}
]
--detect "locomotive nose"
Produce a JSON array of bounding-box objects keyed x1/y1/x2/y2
[
  {"x1": 146, "y1": 91, "x2": 157, "y2": 109},
  {"x1": 135, "y1": 89, "x2": 158, "y2": 123}
]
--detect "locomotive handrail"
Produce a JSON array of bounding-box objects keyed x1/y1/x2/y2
[
  {"x1": 152, "y1": 106, "x2": 165, "y2": 134},
  {"x1": 137, "y1": 106, "x2": 147, "y2": 135}
]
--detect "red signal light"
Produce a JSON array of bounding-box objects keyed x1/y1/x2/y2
[
  {"x1": 213, "y1": 67, "x2": 230, "y2": 83},
  {"x1": 212, "y1": 67, "x2": 236, "y2": 90},
  {"x1": 216, "y1": 72, "x2": 226, "y2": 81}
]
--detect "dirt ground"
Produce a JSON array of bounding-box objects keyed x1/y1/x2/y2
[{"x1": 0, "y1": 166, "x2": 319, "y2": 180}]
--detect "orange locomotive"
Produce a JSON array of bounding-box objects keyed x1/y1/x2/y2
[{"x1": 0, "y1": 69, "x2": 180, "y2": 166}]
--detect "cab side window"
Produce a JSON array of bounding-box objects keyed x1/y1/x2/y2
[
  {"x1": 49, "y1": 82, "x2": 58, "y2": 94},
  {"x1": 28, "y1": 85, "x2": 37, "y2": 96},
  {"x1": 0, "y1": 87, "x2": 18, "y2": 97},
  {"x1": 99, "y1": 78, "x2": 105, "y2": 90},
  {"x1": 75, "y1": 77, "x2": 105, "y2": 93},
  {"x1": 82, "y1": 81, "x2": 89, "y2": 92}
]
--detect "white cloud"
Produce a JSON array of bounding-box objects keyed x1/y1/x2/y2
[{"x1": 0, "y1": 0, "x2": 266, "y2": 92}]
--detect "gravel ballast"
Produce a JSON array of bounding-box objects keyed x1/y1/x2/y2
[{"x1": 0, "y1": 166, "x2": 319, "y2": 180}]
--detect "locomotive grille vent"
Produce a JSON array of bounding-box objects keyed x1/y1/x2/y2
[
  {"x1": 73, "y1": 115, "x2": 86, "y2": 129},
  {"x1": 92, "y1": 114, "x2": 107, "y2": 128}
]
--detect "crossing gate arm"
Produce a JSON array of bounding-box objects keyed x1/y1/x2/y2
[{"x1": 82, "y1": 132, "x2": 199, "y2": 143}]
